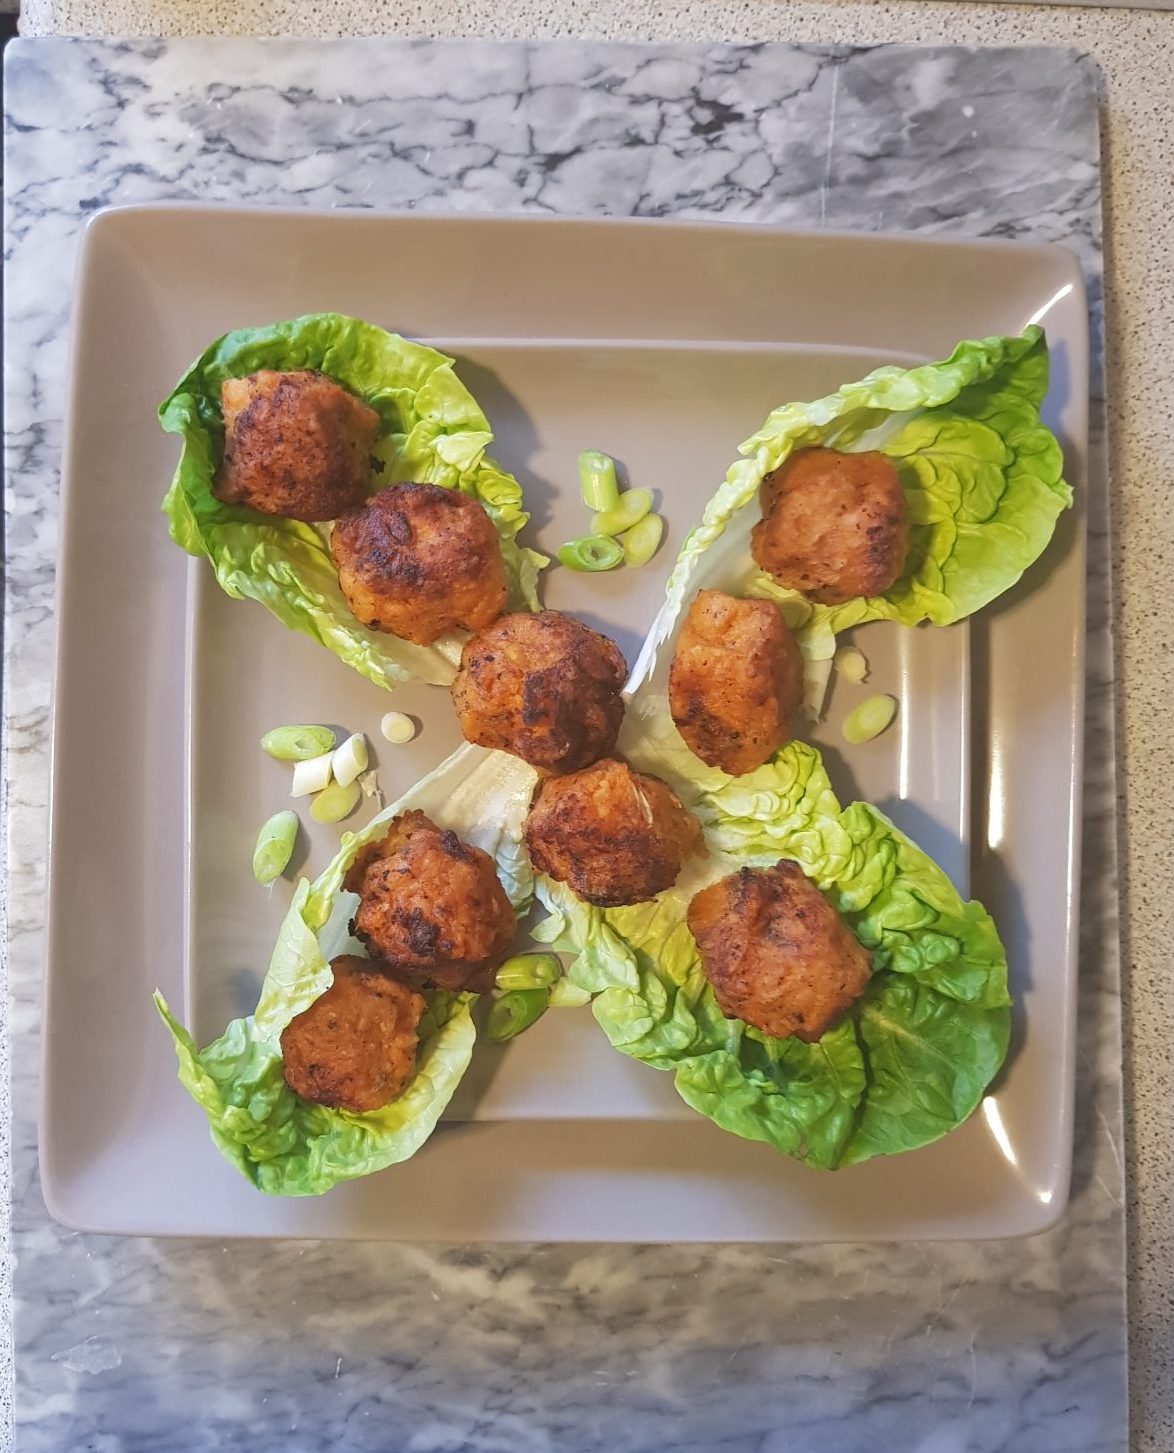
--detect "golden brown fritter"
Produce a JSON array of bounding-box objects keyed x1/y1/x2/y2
[
  {"x1": 750, "y1": 447, "x2": 908, "y2": 606},
  {"x1": 451, "y1": 610, "x2": 627, "y2": 774},
  {"x1": 330, "y1": 482, "x2": 508, "y2": 646},
  {"x1": 347, "y1": 810, "x2": 516, "y2": 994},
  {"x1": 668, "y1": 590, "x2": 803, "y2": 776},
  {"x1": 525, "y1": 757, "x2": 702, "y2": 908},
  {"x1": 280, "y1": 955, "x2": 426, "y2": 1113},
  {"x1": 687, "y1": 861, "x2": 871, "y2": 1043},
  {"x1": 214, "y1": 369, "x2": 380, "y2": 522}
]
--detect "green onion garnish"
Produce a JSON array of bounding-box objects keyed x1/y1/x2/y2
[
  {"x1": 252, "y1": 810, "x2": 299, "y2": 884},
  {"x1": 842, "y1": 694, "x2": 898, "y2": 745},
  {"x1": 486, "y1": 988, "x2": 551, "y2": 1042},
  {"x1": 578, "y1": 450, "x2": 621, "y2": 512},
  {"x1": 619, "y1": 512, "x2": 664, "y2": 568},
  {"x1": 591, "y1": 487, "x2": 652, "y2": 538},
  {"x1": 260, "y1": 724, "x2": 336, "y2": 761},
  {"x1": 557, "y1": 534, "x2": 625, "y2": 572}
]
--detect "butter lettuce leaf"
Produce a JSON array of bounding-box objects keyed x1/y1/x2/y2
[
  {"x1": 629, "y1": 327, "x2": 1070, "y2": 692},
  {"x1": 157, "y1": 746, "x2": 539, "y2": 1196},
  {"x1": 536, "y1": 738, "x2": 1010, "y2": 1169},
  {"x1": 161, "y1": 313, "x2": 545, "y2": 691}
]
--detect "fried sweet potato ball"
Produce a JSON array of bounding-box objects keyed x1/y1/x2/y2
[
  {"x1": 214, "y1": 369, "x2": 380, "y2": 522},
  {"x1": 330, "y1": 482, "x2": 508, "y2": 647},
  {"x1": 687, "y1": 861, "x2": 871, "y2": 1043},
  {"x1": 451, "y1": 610, "x2": 627, "y2": 774},
  {"x1": 750, "y1": 447, "x2": 908, "y2": 606},
  {"x1": 280, "y1": 955, "x2": 426, "y2": 1113},
  {"x1": 346, "y1": 810, "x2": 515, "y2": 994},
  {"x1": 525, "y1": 757, "x2": 702, "y2": 908},
  {"x1": 668, "y1": 589, "x2": 803, "y2": 776}
]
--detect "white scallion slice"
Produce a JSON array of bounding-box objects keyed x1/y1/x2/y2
[
  {"x1": 290, "y1": 751, "x2": 335, "y2": 797},
  {"x1": 799, "y1": 657, "x2": 834, "y2": 722},
  {"x1": 834, "y1": 644, "x2": 869, "y2": 684},
  {"x1": 380, "y1": 711, "x2": 417, "y2": 745},
  {"x1": 842, "y1": 694, "x2": 898, "y2": 746},
  {"x1": 309, "y1": 779, "x2": 362, "y2": 824},
  {"x1": 332, "y1": 732, "x2": 369, "y2": 788}
]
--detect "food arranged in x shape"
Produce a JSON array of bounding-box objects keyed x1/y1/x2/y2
[{"x1": 156, "y1": 313, "x2": 1070, "y2": 1196}]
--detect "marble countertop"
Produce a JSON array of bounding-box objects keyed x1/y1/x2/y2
[{"x1": 3, "y1": 13, "x2": 1172, "y2": 1453}]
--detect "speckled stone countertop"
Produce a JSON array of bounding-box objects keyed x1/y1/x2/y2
[{"x1": 4, "y1": 8, "x2": 1172, "y2": 1453}]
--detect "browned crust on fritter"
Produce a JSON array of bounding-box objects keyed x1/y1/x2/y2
[
  {"x1": 451, "y1": 610, "x2": 627, "y2": 774},
  {"x1": 524, "y1": 757, "x2": 702, "y2": 907},
  {"x1": 750, "y1": 447, "x2": 908, "y2": 606},
  {"x1": 214, "y1": 369, "x2": 380, "y2": 522},
  {"x1": 687, "y1": 861, "x2": 871, "y2": 1042},
  {"x1": 329, "y1": 482, "x2": 508, "y2": 646},
  {"x1": 279, "y1": 955, "x2": 426, "y2": 1113},
  {"x1": 346, "y1": 810, "x2": 516, "y2": 993},
  {"x1": 668, "y1": 589, "x2": 803, "y2": 775}
]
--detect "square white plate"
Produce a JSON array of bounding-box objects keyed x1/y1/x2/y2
[{"x1": 44, "y1": 207, "x2": 1086, "y2": 1239}]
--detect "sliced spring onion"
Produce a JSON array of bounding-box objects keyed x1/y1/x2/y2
[
  {"x1": 290, "y1": 751, "x2": 335, "y2": 797},
  {"x1": 800, "y1": 657, "x2": 835, "y2": 723},
  {"x1": 619, "y1": 512, "x2": 664, "y2": 568},
  {"x1": 380, "y1": 711, "x2": 417, "y2": 745},
  {"x1": 842, "y1": 693, "x2": 898, "y2": 746},
  {"x1": 252, "y1": 810, "x2": 299, "y2": 885},
  {"x1": 557, "y1": 535, "x2": 625, "y2": 572},
  {"x1": 591, "y1": 488, "x2": 652, "y2": 538},
  {"x1": 834, "y1": 644, "x2": 869, "y2": 684},
  {"x1": 260, "y1": 724, "x2": 336, "y2": 761},
  {"x1": 494, "y1": 953, "x2": 561, "y2": 992},
  {"x1": 309, "y1": 778, "x2": 362, "y2": 824},
  {"x1": 578, "y1": 450, "x2": 621, "y2": 512},
  {"x1": 332, "y1": 732, "x2": 369, "y2": 788},
  {"x1": 486, "y1": 988, "x2": 550, "y2": 1043},
  {"x1": 548, "y1": 978, "x2": 592, "y2": 1009}
]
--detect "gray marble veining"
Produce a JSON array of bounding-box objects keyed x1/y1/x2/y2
[{"x1": 4, "y1": 38, "x2": 1124, "y2": 1452}]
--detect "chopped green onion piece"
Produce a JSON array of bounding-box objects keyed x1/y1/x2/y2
[
  {"x1": 380, "y1": 711, "x2": 417, "y2": 745},
  {"x1": 578, "y1": 450, "x2": 621, "y2": 512},
  {"x1": 290, "y1": 751, "x2": 335, "y2": 797},
  {"x1": 548, "y1": 978, "x2": 592, "y2": 1009},
  {"x1": 834, "y1": 644, "x2": 869, "y2": 684},
  {"x1": 557, "y1": 535, "x2": 625, "y2": 572},
  {"x1": 252, "y1": 810, "x2": 299, "y2": 885},
  {"x1": 495, "y1": 953, "x2": 561, "y2": 992},
  {"x1": 620, "y1": 512, "x2": 664, "y2": 567},
  {"x1": 309, "y1": 779, "x2": 362, "y2": 824},
  {"x1": 591, "y1": 488, "x2": 653, "y2": 538},
  {"x1": 260, "y1": 724, "x2": 336, "y2": 761},
  {"x1": 486, "y1": 988, "x2": 550, "y2": 1043},
  {"x1": 842, "y1": 693, "x2": 898, "y2": 746},
  {"x1": 332, "y1": 732, "x2": 369, "y2": 788},
  {"x1": 800, "y1": 657, "x2": 834, "y2": 723}
]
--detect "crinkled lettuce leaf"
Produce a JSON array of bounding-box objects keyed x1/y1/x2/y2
[
  {"x1": 629, "y1": 327, "x2": 1071, "y2": 693},
  {"x1": 157, "y1": 745, "x2": 539, "y2": 1196},
  {"x1": 534, "y1": 735, "x2": 1010, "y2": 1169},
  {"x1": 160, "y1": 313, "x2": 546, "y2": 691}
]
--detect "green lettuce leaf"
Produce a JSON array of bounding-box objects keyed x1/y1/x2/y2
[
  {"x1": 157, "y1": 745, "x2": 539, "y2": 1196},
  {"x1": 535, "y1": 737, "x2": 1010, "y2": 1169},
  {"x1": 628, "y1": 327, "x2": 1071, "y2": 690},
  {"x1": 160, "y1": 313, "x2": 546, "y2": 690}
]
